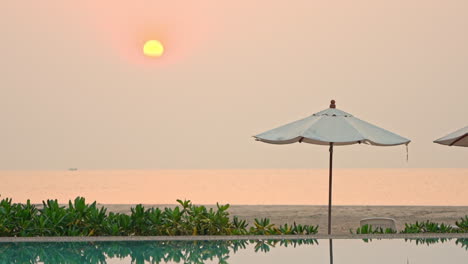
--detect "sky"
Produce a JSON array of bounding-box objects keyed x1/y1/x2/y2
[{"x1": 0, "y1": 1, "x2": 467, "y2": 170}]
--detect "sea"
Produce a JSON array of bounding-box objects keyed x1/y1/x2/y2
[{"x1": 0, "y1": 169, "x2": 467, "y2": 206}]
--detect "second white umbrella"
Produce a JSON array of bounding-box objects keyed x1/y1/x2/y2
[{"x1": 434, "y1": 126, "x2": 468, "y2": 147}]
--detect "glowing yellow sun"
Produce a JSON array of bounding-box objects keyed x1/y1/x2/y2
[{"x1": 143, "y1": 40, "x2": 164, "y2": 57}]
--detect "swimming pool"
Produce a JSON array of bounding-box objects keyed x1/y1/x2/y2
[{"x1": 0, "y1": 238, "x2": 466, "y2": 263}]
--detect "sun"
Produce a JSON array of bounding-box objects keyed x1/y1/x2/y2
[{"x1": 143, "y1": 40, "x2": 164, "y2": 57}]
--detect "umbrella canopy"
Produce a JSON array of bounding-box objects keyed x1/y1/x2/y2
[
  {"x1": 255, "y1": 101, "x2": 410, "y2": 146},
  {"x1": 254, "y1": 100, "x2": 410, "y2": 234},
  {"x1": 434, "y1": 126, "x2": 468, "y2": 147}
]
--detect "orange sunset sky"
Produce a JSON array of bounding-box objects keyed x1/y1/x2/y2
[{"x1": 0, "y1": 1, "x2": 466, "y2": 170}]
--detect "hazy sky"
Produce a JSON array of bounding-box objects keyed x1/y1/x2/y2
[{"x1": 1, "y1": 1, "x2": 467, "y2": 170}]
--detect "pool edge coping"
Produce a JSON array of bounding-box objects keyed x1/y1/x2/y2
[{"x1": 1, "y1": 233, "x2": 468, "y2": 243}]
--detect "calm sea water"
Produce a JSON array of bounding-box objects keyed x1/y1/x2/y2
[
  {"x1": 0, "y1": 239, "x2": 467, "y2": 263},
  {"x1": 0, "y1": 169, "x2": 467, "y2": 205}
]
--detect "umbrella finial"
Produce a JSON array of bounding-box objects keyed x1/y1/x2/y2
[{"x1": 330, "y1": 100, "x2": 336, "y2": 108}]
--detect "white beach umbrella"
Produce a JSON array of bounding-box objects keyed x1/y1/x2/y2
[
  {"x1": 254, "y1": 100, "x2": 410, "y2": 234},
  {"x1": 434, "y1": 126, "x2": 468, "y2": 147}
]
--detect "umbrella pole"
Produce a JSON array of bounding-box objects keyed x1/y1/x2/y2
[{"x1": 328, "y1": 142, "x2": 334, "y2": 235}]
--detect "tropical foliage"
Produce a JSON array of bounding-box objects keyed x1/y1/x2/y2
[
  {"x1": 0, "y1": 197, "x2": 318, "y2": 237},
  {"x1": 2, "y1": 196, "x2": 467, "y2": 237},
  {"x1": 353, "y1": 217, "x2": 468, "y2": 234},
  {"x1": 352, "y1": 224, "x2": 396, "y2": 234},
  {"x1": 401, "y1": 220, "x2": 455, "y2": 233}
]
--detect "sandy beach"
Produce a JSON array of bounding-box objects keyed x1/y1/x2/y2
[{"x1": 102, "y1": 204, "x2": 468, "y2": 234}]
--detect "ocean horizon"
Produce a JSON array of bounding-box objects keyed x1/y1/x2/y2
[{"x1": 1, "y1": 168, "x2": 466, "y2": 206}]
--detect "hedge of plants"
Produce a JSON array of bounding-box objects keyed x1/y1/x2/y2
[
  {"x1": 352, "y1": 224, "x2": 397, "y2": 234},
  {"x1": 0, "y1": 197, "x2": 318, "y2": 237},
  {"x1": 2, "y1": 196, "x2": 467, "y2": 237},
  {"x1": 353, "y1": 217, "x2": 468, "y2": 234}
]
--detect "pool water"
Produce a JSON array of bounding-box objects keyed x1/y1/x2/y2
[{"x1": 0, "y1": 238, "x2": 466, "y2": 263}]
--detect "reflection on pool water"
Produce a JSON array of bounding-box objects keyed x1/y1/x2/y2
[{"x1": 0, "y1": 238, "x2": 466, "y2": 263}]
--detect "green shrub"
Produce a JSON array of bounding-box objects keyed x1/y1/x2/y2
[
  {"x1": 455, "y1": 216, "x2": 468, "y2": 232},
  {"x1": 0, "y1": 197, "x2": 319, "y2": 237},
  {"x1": 0, "y1": 198, "x2": 38, "y2": 237},
  {"x1": 401, "y1": 221, "x2": 455, "y2": 234},
  {"x1": 352, "y1": 224, "x2": 396, "y2": 234},
  {"x1": 249, "y1": 219, "x2": 318, "y2": 235}
]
